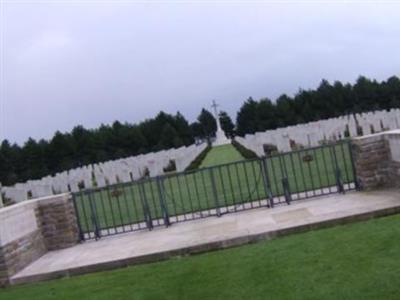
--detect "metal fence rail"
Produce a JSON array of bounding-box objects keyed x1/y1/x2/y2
[{"x1": 72, "y1": 141, "x2": 358, "y2": 240}]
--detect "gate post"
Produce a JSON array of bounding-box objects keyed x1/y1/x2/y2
[
  {"x1": 209, "y1": 168, "x2": 221, "y2": 217},
  {"x1": 156, "y1": 176, "x2": 170, "y2": 227},
  {"x1": 139, "y1": 182, "x2": 153, "y2": 230},
  {"x1": 260, "y1": 157, "x2": 274, "y2": 208}
]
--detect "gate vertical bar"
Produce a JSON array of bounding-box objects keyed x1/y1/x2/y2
[
  {"x1": 282, "y1": 177, "x2": 292, "y2": 205},
  {"x1": 156, "y1": 176, "x2": 170, "y2": 227},
  {"x1": 209, "y1": 168, "x2": 221, "y2": 217},
  {"x1": 330, "y1": 144, "x2": 345, "y2": 194},
  {"x1": 71, "y1": 193, "x2": 85, "y2": 241},
  {"x1": 88, "y1": 192, "x2": 101, "y2": 240},
  {"x1": 347, "y1": 140, "x2": 360, "y2": 190},
  {"x1": 279, "y1": 154, "x2": 292, "y2": 205},
  {"x1": 260, "y1": 157, "x2": 274, "y2": 208},
  {"x1": 226, "y1": 165, "x2": 237, "y2": 211},
  {"x1": 139, "y1": 181, "x2": 153, "y2": 230},
  {"x1": 339, "y1": 142, "x2": 351, "y2": 186},
  {"x1": 78, "y1": 189, "x2": 91, "y2": 239}
]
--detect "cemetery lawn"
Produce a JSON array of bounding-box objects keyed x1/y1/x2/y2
[
  {"x1": 2, "y1": 213, "x2": 400, "y2": 300},
  {"x1": 75, "y1": 143, "x2": 354, "y2": 235},
  {"x1": 200, "y1": 144, "x2": 244, "y2": 167}
]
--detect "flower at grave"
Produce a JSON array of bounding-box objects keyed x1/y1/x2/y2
[
  {"x1": 302, "y1": 154, "x2": 314, "y2": 163},
  {"x1": 111, "y1": 189, "x2": 124, "y2": 198}
]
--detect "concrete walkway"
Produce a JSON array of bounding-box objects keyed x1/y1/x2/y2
[{"x1": 11, "y1": 189, "x2": 400, "y2": 285}]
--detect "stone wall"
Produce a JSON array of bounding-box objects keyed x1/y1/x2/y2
[
  {"x1": 0, "y1": 201, "x2": 45, "y2": 287},
  {"x1": 352, "y1": 130, "x2": 400, "y2": 190},
  {"x1": 0, "y1": 230, "x2": 46, "y2": 287},
  {"x1": 388, "y1": 161, "x2": 400, "y2": 188},
  {"x1": 38, "y1": 195, "x2": 80, "y2": 251},
  {"x1": 387, "y1": 132, "x2": 400, "y2": 188},
  {"x1": 0, "y1": 193, "x2": 79, "y2": 287}
]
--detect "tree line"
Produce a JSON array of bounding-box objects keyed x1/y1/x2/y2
[
  {"x1": 1, "y1": 75, "x2": 400, "y2": 186},
  {"x1": 0, "y1": 110, "x2": 233, "y2": 186},
  {"x1": 236, "y1": 76, "x2": 400, "y2": 135}
]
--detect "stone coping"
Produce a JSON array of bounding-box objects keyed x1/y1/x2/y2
[
  {"x1": 0, "y1": 193, "x2": 70, "y2": 216},
  {"x1": 352, "y1": 129, "x2": 400, "y2": 141}
]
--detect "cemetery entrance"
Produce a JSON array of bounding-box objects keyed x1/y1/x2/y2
[{"x1": 72, "y1": 141, "x2": 358, "y2": 240}]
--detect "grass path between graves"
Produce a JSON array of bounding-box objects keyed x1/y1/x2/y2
[
  {"x1": 200, "y1": 144, "x2": 244, "y2": 168},
  {"x1": 2, "y1": 213, "x2": 400, "y2": 300}
]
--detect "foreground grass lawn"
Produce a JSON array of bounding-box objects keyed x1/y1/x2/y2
[
  {"x1": 2, "y1": 214, "x2": 400, "y2": 300},
  {"x1": 200, "y1": 144, "x2": 244, "y2": 167}
]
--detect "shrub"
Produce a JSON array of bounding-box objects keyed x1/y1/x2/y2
[
  {"x1": 344, "y1": 125, "x2": 350, "y2": 138},
  {"x1": 263, "y1": 143, "x2": 278, "y2": 156},
  {"x1": 185, "y1": 145, "x2": 212, "y2": 171},
  {"x1": 163, "y1": 160, "x2": 177, "y2": 173},
  {"x1": 302, "y1": 154, "x2": 314, "y2": 162},
  {"x1": 111, "y1": 188, "x2": 124, "y2": 198},
  {"x1": 141, "y1": 167, "x2": 150, "y2": 179}
]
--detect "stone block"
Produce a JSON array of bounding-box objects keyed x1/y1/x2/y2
[
  {"x1": 352, "y1": 131, "x2": 400, "y2": 189},
  {"x1": 0, "y1": 193, "x2": 80, "y2": 286}
]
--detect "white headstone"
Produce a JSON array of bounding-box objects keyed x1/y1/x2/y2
[{"x1": 0, "y1": 183, "x2": 3, "y2": 208}]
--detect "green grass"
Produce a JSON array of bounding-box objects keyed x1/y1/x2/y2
[
  {"x1": 2, "y1": 214, "x2": 400, "y2": 300},
  {"x1": 200, "y1": 144, "x2": 244, "y2": 168},
  {"x1": 75, "y1": 143, "x2": 355, "y2": 235}
]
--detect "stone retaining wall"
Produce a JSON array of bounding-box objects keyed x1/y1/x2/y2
[
  {"x1": 0, "y1": 194, "x2": 79, "y2": 287},
  {"x1": 389, "y1": 161, "x2": 400, "y2": 188},
  {"x1": 352, "y1": 130, "x2": 400, "y2": 190},
  {"x1": 38, "y1": 195, "x2": 80, "y2": 251},
  {"x1": 0, "y1": 230, "x2": 46, "y2": 287},
  {"x1": 387, "y1": 132, "x2": 400, "y2": 188}
]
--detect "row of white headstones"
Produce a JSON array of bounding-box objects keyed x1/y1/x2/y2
[
  {"x1": 235, "y1": 108, "x2": 400, "y2": 156},
  {"x1": 1, "y1": 143, "x2": 207, "y2": 204},
  {"x1": 2, "y1": 108, "x2": 400, "y2": 206}
]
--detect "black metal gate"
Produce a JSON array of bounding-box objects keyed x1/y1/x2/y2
[{"x1": 72, "y1": 141, "x2": 358, "y2": 240}]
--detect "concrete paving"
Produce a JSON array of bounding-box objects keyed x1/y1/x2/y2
[{"x1": 11, "y1": 189, "x2": 400, "y2": 285}]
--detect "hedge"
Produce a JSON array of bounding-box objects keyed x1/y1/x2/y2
[
  {"x1": 231, "y1": 139, "x2": 259, "y2": 159},
  {"x1": 185, "y1": 144, "x2": 212, "y2": 171}
]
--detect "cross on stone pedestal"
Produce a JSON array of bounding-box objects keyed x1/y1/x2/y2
[
  {"x1": 0, "y1": 183, "x2": 3, "y2": 208},
  {"x1": 210, "y1": 100, "x2": 231, "y2": 146},
  {"x1": 211, "y1": 100, "x2": 219, "y2": 118},
  {"x1": 211, "y1": 100, "x2": 223, "y2": 131}
]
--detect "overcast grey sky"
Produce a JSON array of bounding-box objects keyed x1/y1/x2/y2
[{"x1": 1, "y1": 1, "x2": 400, "y2": 144}]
